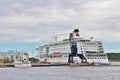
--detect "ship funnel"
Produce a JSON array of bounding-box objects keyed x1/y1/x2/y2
[
  {"x1": 73, "y1": 29, "x2": 79, "y2": 33},
  {"x1": 73, "y1": 29, "x2": 80, "y2": 38}
]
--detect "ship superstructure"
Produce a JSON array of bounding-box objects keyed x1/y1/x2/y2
[{"x1": 37, "y1": 29, "x2": 109, "y2": 64}]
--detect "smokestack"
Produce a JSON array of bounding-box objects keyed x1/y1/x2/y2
[
  {"x1": 73, "y1": 29, "x2": 80, "y2": 37},
  {"x1": 73, "y1": 29, "x2": 79, "y2": 33}
]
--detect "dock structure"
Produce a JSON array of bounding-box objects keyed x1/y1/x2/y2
[
  {"x1": 32, "y1": 63, "x2": 69, "y2": 67},
  {"x1": 4, "y1": 62, "x2": 95, "y2": 67},
  {"x1": 2, "y1": 62, "x2": 120, "y2": 67},
  {"x1": 69, "y1": 63, "x2": 94, "y2": 67},
  {"x1": 5, "y1": 63, "x2": 69, "y2": 67}
]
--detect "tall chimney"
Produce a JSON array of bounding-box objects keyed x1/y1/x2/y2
[{"x1": 73, "y1": 29, "x2": 80, "y2": 38}]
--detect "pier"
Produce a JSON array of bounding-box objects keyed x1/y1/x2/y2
[
  {"x1": 1, "y1": 62, "x2": 120, "y2": 68},
  {"x1": 4, "y1": 63, "x2": 69, "y2": 67}
]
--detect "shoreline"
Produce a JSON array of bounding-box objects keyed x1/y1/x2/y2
[{"x1": 1, "y1": 62, "x2": 120, "y2": 68}]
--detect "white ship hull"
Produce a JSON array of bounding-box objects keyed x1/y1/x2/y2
[{"x1": 39, "y1": 56, "x2": 109, "y2": 65}]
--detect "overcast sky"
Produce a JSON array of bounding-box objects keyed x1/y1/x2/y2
[{"x1": 0, "y1": 0, "x2": 120, "y2": 53}]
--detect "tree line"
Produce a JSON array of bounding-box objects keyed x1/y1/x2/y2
[{"x1": 107, "y1": 53, "x2": 120, "y2": 61}]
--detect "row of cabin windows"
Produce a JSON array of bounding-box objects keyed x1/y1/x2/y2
[
  {"x1": 50, "y1": 47, "x2": 70, "y2": 52},
  {"x1": 84, "y1": 46, "x2": 103, "y2": 50},
  {"x1": 84, "y1": 45, "x2": 98, "y2": 47},
  {"x1": 85, "y1": 47, "x2": 103, "y2": 50},
  {"x1": 50, "y1": 48, "x2": 101, "y2": 53},
  {"x1": 79, "y1": 48, "x2": 100, "y2": 52},
  {"x1": 84, "y1": 48, "x2": 99, "y2": 51},
  {"x1": 84, "y1": 45, "x2": 97, "y2": 47},
  {"x1": 49, "y1": 46, "x2": 103, "y2": 52},
  {"x1": 87, "y1": 57, "x2": 107, "y2": 59}
]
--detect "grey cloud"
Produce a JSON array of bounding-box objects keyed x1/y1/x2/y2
[{"x1": 0, "y1": 0, "x2": 120, "y2": 43}]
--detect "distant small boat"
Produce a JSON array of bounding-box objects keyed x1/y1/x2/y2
[{"x1": 14, "y1": 60, "x2": 31, "y2": 68}]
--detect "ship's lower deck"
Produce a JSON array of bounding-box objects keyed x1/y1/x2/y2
[{"x1": 38, "y1": 55, "x2": 109, "y2": 65}]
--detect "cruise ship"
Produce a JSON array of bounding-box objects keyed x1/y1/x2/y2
[{"x1": 37, "y1": 29, "x2": 109, "y2": 65}]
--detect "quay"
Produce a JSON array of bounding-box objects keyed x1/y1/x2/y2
[
  {"x1": 4, "y1": 63, "x2": 69, "y2": 67},
  {"x1": 2, "y1": 63, "x2": 97, "y2": 67},
  {"x1": 32, "y1": 63, "x2": 69, "y2": 67},
  {"x1": 1, "y1": 62, "x2": 120, "y2": 68}
]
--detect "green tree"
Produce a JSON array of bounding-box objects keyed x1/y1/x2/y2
[
  {"x1": 107, "y1": 53, "x2": 120, "y2": 61},
  {"x1": 29, "y1": 57, "x2": 39, "y2": 63}
]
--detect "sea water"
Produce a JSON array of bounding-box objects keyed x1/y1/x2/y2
[{"x1": 0, "y1": 66, "x2": 120, "y2": 80}]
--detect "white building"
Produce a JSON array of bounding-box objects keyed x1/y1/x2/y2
[{"x1": 0, "y1": 50, "x2": 29, "y2": 62}]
